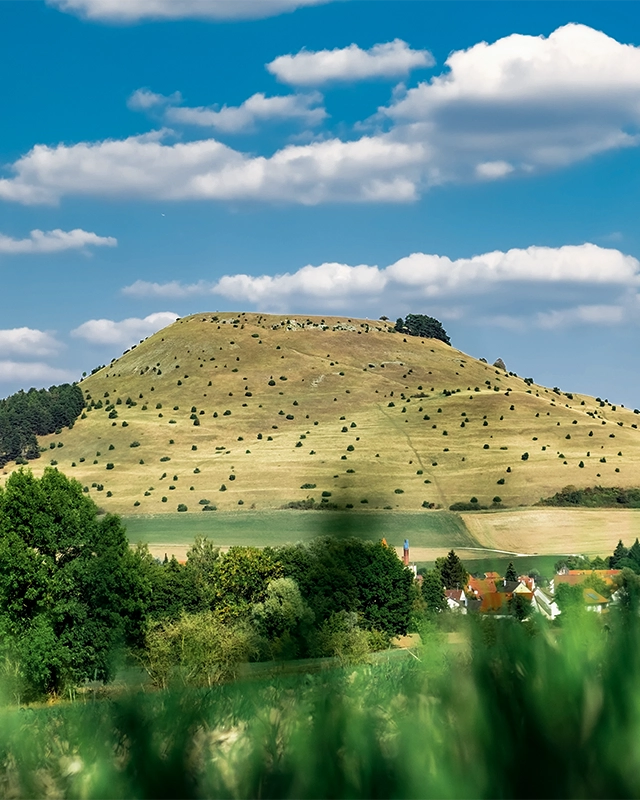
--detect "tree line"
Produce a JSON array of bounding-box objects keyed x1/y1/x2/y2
[{"x1": 0, "y1": 383, "x2": 84, "y2": 467}]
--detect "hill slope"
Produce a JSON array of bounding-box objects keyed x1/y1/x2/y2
[{"x1": 3, "y1": 312, "x2": 640, "y2": 515}]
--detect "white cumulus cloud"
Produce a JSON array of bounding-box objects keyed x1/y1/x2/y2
[
  {"x1": 4, "y1": 25, "x2": 640, "y2": 205},
  {"x1": 122, "y1": 280, "x2": 211, "y2": 298},
  {"x1": 0, "y1": 228, "x2": 116, "y2": 254},
  {"x1": 0, "y1": 328, "x2": 62, "y2": 358},
  {"x1": 47, "y1": 0, "x2": 334, "y2": 22},
  {"x1": 536, "y1": 304, "x2": 626, "y2": 329},
  {"x1": 382, "y1": 23, "x2": 640, "y2": 181},
  {"x1": 0, "y1": 131, "x2": 423, "y2": 205},
  {"x1": 267, "y1": 39, "x2": 434, "y2": 85},
  {"x1": 0, "y1": 361, "x2": 74, "y2": 385},
  {"x1": 164, "y1": 92, "x2": 327, "y2": 133},
  {"x1": 127, "y1": 88, "x2": 182, "y2": 111},
  {"x1": 122, "y1": 243, "x2": 640, "y2": 319},
  {"x1": 71, "y1": 312, "x2": 179, "y2": 347}
]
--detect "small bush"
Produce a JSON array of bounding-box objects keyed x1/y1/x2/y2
[
  {"x1": 394, "y1": 489, "x2": 404, "y2": 494},
  {"x1": 130, "y1": 441, "x2": 140, "y2": 448},
  {"x1": 346, "y1": 444, "x2": 355, "y2": 452},
  {"x1": 177, "y1": 504, "x2": 188, "y2": 512},
  {"x1": 220, "y1": 484, "x2": 227, "y2": 492},
  {"x1": 521, "y1": 453, "x2": 529, "y2": 461},
  {"x1": 106, "y1": 463, "x2": 114, "y2": 470},
  {"x1": 160, "y1": 456, "x2": 171, "y2": 462},
  {"x1": 301, "y1": 483, "x2": 316, "y2": 489},
  {"x1": 497, "y1": 477, "x2": 505, "y2": 485}
]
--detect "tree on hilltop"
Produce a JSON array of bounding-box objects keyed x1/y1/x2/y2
[{"x1": 395, "y1": 314, "x2": 451, "y2": 345}]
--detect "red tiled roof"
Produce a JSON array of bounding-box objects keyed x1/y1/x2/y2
[
  {"x1": 557, "y1": 571, "x2": 620, "y2": 588},
  {"x1": 480, "y1": 593, "x2": 507, "y2": 613},
  {"x1": 468, "y1": 577, "x2": 497, "y2": 596}
]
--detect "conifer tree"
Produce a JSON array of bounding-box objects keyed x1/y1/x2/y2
[
  {"x1": 505, "y1": 562, "x2": 518, "y2": 583},
  {"x1": 611, "y1": 540, "x2": 629, "y2": 569},
  {"x1": 436, "y1": 550, "x2": 468, "y2": 589},
  {"x1": 629, "y1": 539, "x2": 640, "y2": 571}
]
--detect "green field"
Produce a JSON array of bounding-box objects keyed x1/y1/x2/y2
[{"x1": 123, "y1": 509, "x2": 479, "y2": 549}]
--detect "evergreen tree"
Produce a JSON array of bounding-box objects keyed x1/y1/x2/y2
[
  {"x1": 629, "y1": 539, "x2": 640, "y2": 571},
  {"x1": 610, "y1": 540, "x2": 629, "y2": 569},
  {"x1": 436, "y1": 550, "x2": 468, "y2": 589},
  {"x1": 421, "y1": 570, "x2": 446, "y2": 613},
  {"x1": 0, "y1": 383, "x2": 84, "y2": 467},
  {"x1": 505, "y1": 562, "x2": 518, "y2": 583}
]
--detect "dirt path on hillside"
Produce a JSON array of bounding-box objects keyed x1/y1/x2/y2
[{"x1": 378, "y1": 405, "x2": 447, "y2": 508}]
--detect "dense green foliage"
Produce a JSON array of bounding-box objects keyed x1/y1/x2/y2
[
  {"x1": 0, "y1": 383, "x2": 84, "y2": 466},
  {"x1": 539, "y1": 485, "x2": 640, "y2": 508},
  {"x1": 0, "y1": 468, "x2": 148, "y2": 700},
  {"x1": 421, "y1": 569, "x2": 446, "y2": 612},
  {"x1": 276, "y1": 537, "x2": 413, "y2": 637},
  {"x1": 0, "y1": 471, "x2": 415, "y2": 698},
  {"x1": 394, "y1": 313, "x2": 451, "y2": 345}
]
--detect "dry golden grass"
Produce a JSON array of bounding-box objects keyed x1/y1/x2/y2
[
  {"x1": 3, "y1": 311, "x2": 640, "y2": 529},
  {"x1": 463, "y1": 508, "x2": 640, "y2": 557}
]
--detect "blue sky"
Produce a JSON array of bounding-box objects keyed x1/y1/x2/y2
[{"x1": 2, "y1": 0, "x2": 640, "y2": 406}]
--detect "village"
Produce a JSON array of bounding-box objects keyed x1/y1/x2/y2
[{"x1": 400, "y1": 538, "x2": 624, "y2": 620}]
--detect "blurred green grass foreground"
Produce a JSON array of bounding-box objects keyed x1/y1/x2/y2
[
  {"x1": 5, "y1": 615, "x2": 640, "y2": 799},
  {"x1": 3, "y1": 468, "x2": 640, "y2": 798}
]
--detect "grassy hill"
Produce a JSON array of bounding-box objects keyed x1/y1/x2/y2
[{"x1": 3, "y1": 312, "x2": 640, "y2": 523}]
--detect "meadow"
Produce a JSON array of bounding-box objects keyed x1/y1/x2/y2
[
  {"x1": 124, "y1": 508, "x2": 480, "y2": 560},
  {"x1": 3, "y1": 612, "x2": 640, "y2": 799}
]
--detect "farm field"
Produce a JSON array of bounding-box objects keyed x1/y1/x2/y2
[
  {"x1": 463, "y1": 508, "x2": 640, "y2": 557},
  {"x1": 124, "y1": 509, "x2": 479, "y2": 560},
  {"x1": 7, "y1": 311, "x2": 640, "y2": 521}
]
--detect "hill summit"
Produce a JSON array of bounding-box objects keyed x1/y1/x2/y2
[{"x1": 4, "y1": 312, "x2": 640, "y2": 514}]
